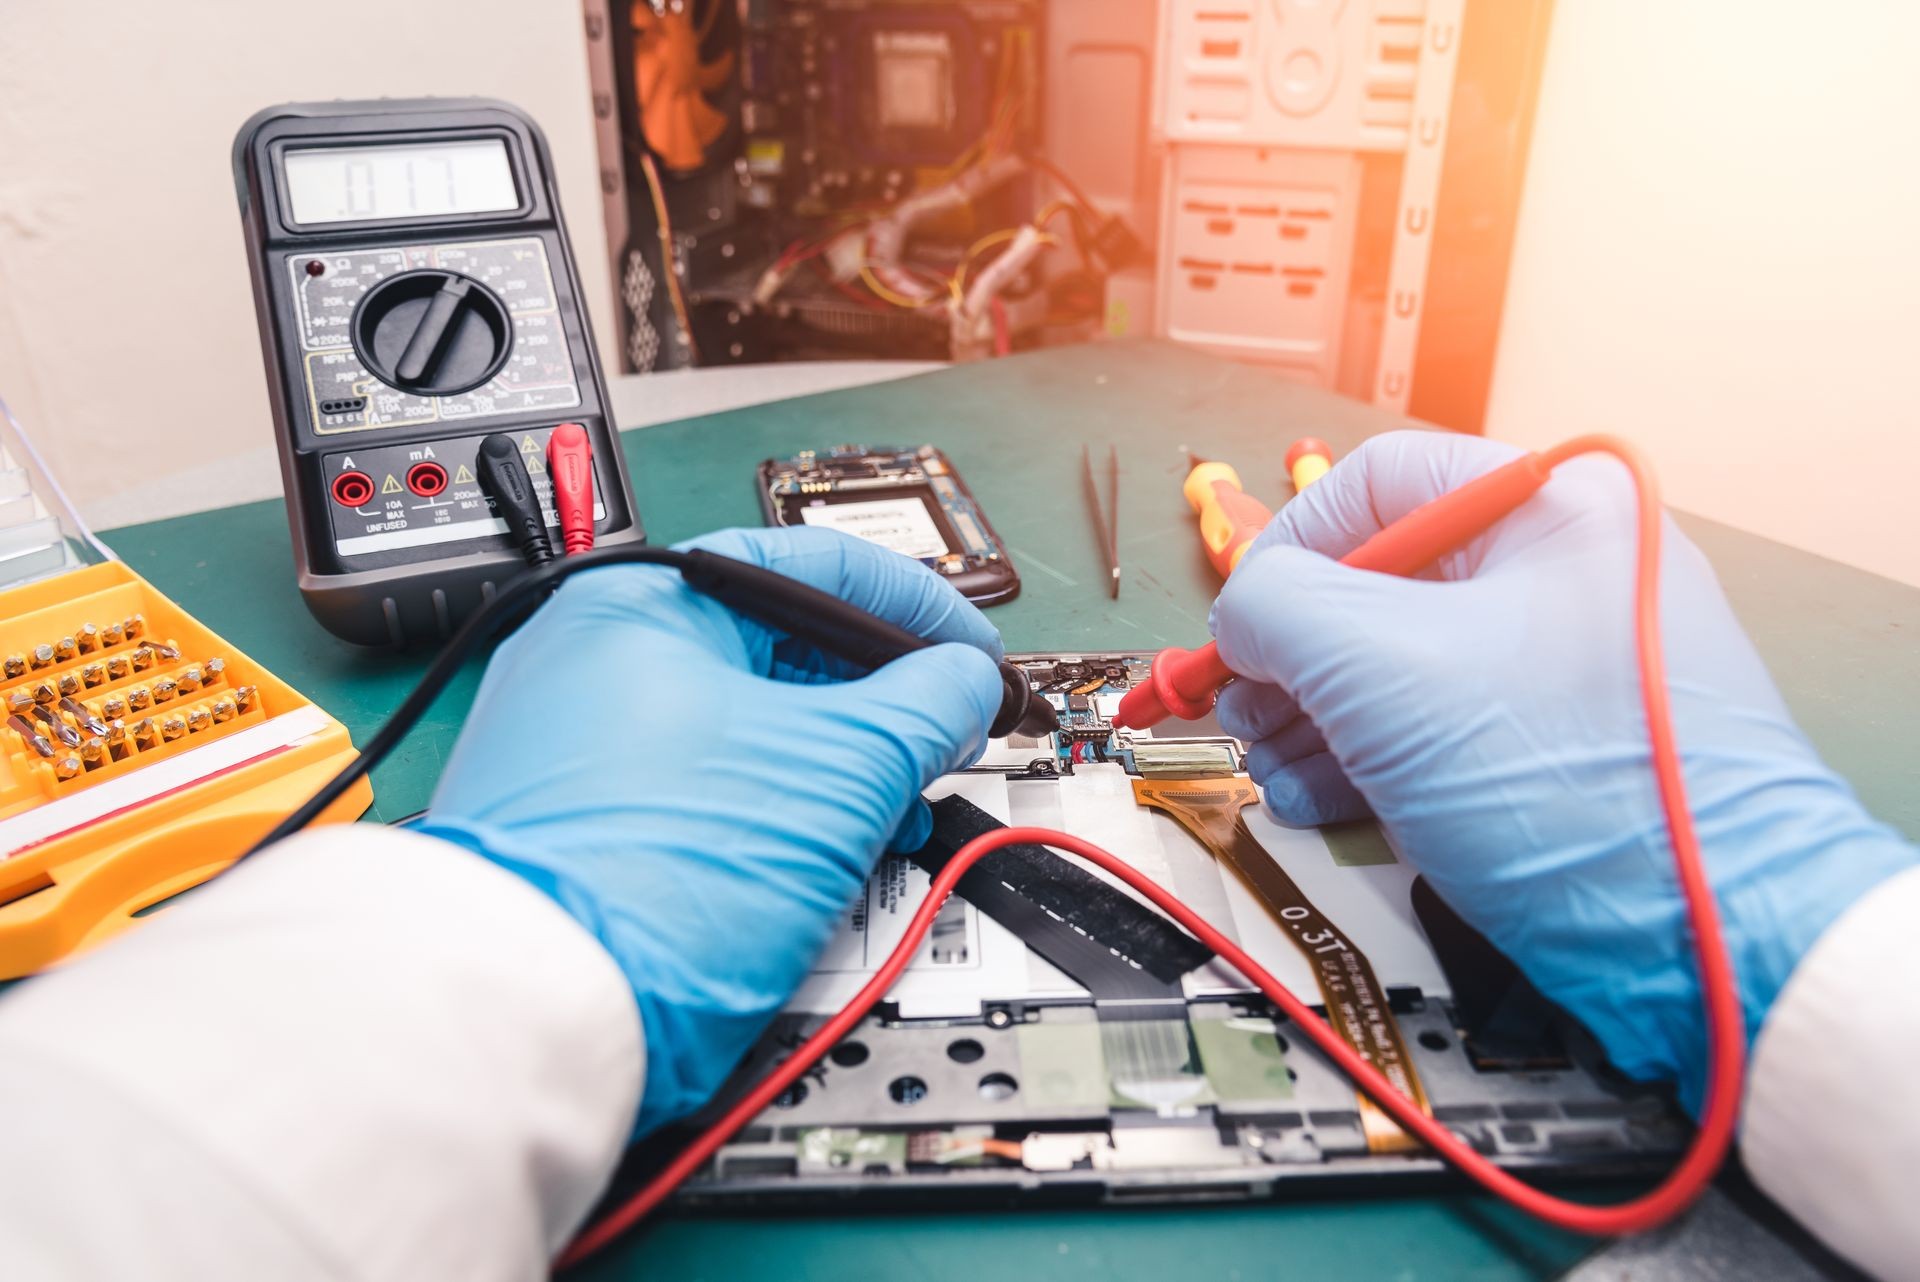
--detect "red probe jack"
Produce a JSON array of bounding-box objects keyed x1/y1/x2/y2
[
  {"x1": 547, "y1": 423, "x2": 596, "y2": 556},
  {"x1": 1113, "y1": 450, "x2": 1555, "y2": 730}
]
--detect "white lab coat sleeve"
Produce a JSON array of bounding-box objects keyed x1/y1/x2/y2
[
  {"x1": 0, "y1": 825, "x2": 643, "y2": 1282},
  {"x1": 1743, "y1": 863, "x2": 1920, "y2": 1281}
]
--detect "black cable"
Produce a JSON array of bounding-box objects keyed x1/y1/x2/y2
[
  {"x1": 243, "y1": 546, "x2": 692, "y2": 858},
  {"x1": 245, "y1": 545, "x2": 1058, "y2": 860}
]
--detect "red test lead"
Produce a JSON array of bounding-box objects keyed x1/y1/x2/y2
[
  {"x1": 1114, "y1": 449, "x2": 1555, "y2": 731},
  {"x1": 547, "y1": 423, "x2": 596, "y2": 555}
]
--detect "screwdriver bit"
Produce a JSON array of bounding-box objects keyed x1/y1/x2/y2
[
  {"x1": 9, "y1": 713, "x2": 54, "y2": 758},
  {"x1": 61, "y1": 696, "x2": 108, "y2": 736},
  {"x1": 32, "y1": 705, "x2": 80, "y2": 749}
]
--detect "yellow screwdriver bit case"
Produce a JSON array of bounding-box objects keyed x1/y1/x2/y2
[{"x1": 0, "y1": 560, "x2": 371, "y2": 978}]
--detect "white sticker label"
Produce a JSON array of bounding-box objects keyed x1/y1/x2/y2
[{"x1": 798, "y1": 497, "x2": 947, "y2": 560}]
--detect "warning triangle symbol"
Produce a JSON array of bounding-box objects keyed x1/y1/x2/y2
[
  {"x1": 526, "y1": 456, "x2": 546, "y2": 475},
  {"x1": 519, "y1": 435, "x2": 540, "y2": 456},
  {"x1": 381, "y1": 474, "x2": 403, "y2": 495},
  {"x1": 453, "y1": 464, "x2": 475, "y2": 485}
]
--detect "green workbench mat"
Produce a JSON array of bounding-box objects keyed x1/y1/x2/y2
[
  {"x1": 106, "y1": 340, "x2": 1920, "y2": 840},
  {"x1": 567, "y1": 1195, "x2": 1598, "y2": 1282},
  {"x1": 98, "y1": 339, "x2": 1918, "y2": 1280}
]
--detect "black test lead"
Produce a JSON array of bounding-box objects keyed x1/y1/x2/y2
[{"x1": 477, "y1": 434, "x2": 555, "y2": 569}]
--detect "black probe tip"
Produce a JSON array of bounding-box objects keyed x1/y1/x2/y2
[{"x1": 996, "y1": 663, "x2": 1059, "y2": 740}]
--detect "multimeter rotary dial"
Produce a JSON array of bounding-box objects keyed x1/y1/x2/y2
[{"x1": 350, "y1": 268, "x2": 513, "y2": 397}]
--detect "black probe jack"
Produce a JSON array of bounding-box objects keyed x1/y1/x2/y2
[{"x1": 477, "y1": 434, "x2": 556, "y2": 568}]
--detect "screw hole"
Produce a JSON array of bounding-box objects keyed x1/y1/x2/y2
[
  {"x1": 888, "y1": 1076, "x2": 929, "y2": 1106},
  {"x1": 1418, "y1": 1031, "x2": 1450, "y2": 1052},
  {"x1": 828, "y1": 1040, "x2": 870, "y2": 1068},
  {"x1": 978, "y1": 1072, "x2": 1019, "y2": 1102},
  {"x1": 946, "y1": 1038, "x2": 985, "y2": 1064}
]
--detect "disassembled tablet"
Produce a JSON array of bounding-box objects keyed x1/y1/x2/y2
[
  {"x1": 758, "y1": 445, "x2": 1020, "y2": 605},
  {"x1": 612, "y1": 651, "x2": 1687, "y2": 1209}
]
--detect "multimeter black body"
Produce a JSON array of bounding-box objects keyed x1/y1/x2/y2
[{"x1": 232, "y1": 98, "x2": 642, "y2": 648}]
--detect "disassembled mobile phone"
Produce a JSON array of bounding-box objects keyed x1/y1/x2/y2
[
  {"x1": 611, "y1": 652, "x2": 1688, "y2": 1210},
  {"x1": 758, "y1": 445, "x2": 1020, "y2": 606}
]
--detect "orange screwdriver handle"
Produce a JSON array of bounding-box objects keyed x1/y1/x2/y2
[
  {"x1": 1113, "y1": 452, "x2": 1555, "y2": 730},
  {"x1": 1285, "y1": 437, "x2": 1333, "y2": 491},
  {"x1": 1184, "y1": 461, "x2": 1275, "y2": 578}
]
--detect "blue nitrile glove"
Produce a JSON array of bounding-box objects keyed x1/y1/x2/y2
[
  {"x1": 1210, "y1": 430, "x2": 1916, "y2": 1111},
  {"x1": 418, "y1": 527, "x2": 1004, "y2": 1135}
]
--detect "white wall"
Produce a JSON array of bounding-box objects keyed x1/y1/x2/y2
[
  {"x1": 1486, "y1": 0, "x2": 1920, "y2": 587},
  {"x1": 0, "y1": 0, "x2": 611, "y2": 527}
]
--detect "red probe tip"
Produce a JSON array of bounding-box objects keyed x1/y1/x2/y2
[
  {"x1": 1284, "y1": 437, "x2": 1332, "y2": 471},
  {"x1": 547, "y1": 423, "x2": 596, "y2": 556}
]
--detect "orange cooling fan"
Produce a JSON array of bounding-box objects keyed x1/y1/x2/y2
[{"x1": 632, "y1": 0, "x2": 735, "y2": 172}]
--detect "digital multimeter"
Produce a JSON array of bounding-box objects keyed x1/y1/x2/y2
[{"x1": 232, "y1": 98, "x2": 643, "y2": 647}]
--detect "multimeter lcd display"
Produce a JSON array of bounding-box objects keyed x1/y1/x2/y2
[{"x1": 282, "y1": 139, "x2": 518, "y2": 225}]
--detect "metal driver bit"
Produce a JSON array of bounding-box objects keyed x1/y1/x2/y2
[
  {"x1": 9, "y1": 713, "x2": 54, "y2": 758},
  {"x1": 31, "y1": 705, "x2": 80, "y2": 748},
  {"x1": 61, "y1": 697, "x2": 108, "y2": 736}
]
